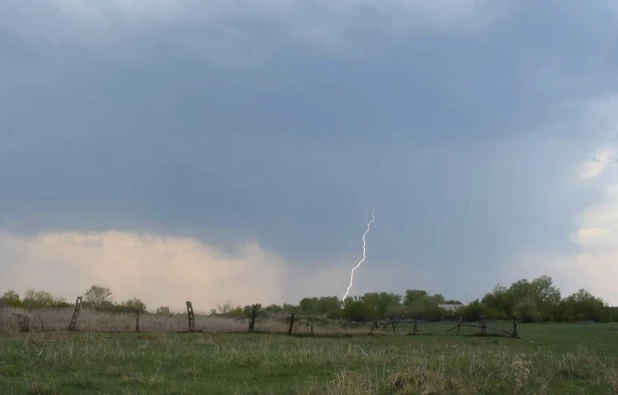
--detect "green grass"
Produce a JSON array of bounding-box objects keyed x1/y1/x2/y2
[{"x1": 1, "y1": 323, "x2": 617, "y2": 394}]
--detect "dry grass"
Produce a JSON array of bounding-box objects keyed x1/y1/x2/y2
[{"x1": 0, "y1": 307, "x2": 356, "y2": 334}]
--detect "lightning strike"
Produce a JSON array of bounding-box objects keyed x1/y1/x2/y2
[{"x1": 342, "y1": 206, "x2": 376, "y2": 302}]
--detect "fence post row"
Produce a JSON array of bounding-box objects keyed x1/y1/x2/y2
[
  {"x1": 68, "y1": 296, "x2": 83, "y2": 331},
  {"x1": 186, "y1": 301, "x2": 195, "y2": 332}
]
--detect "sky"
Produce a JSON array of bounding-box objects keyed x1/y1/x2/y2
[{"x1": 1, "y1": 0, "x2": 617, "y2": 311}]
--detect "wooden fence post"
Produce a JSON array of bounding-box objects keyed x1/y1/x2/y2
[
  {"x1": 68, "y1": 296, "x2": 83, "y2": 331},
  {"x1": 512, "y1": 316, "x2": 518, "y2": 338},
  {"x1": 288, "y1": 313, "x2": 295, "y2": 334},
  {"x1": 480, "y1": 314, "x2": 487, "y2": 335},
  {"x1": 186, "y1": 301, "x2": 195, "y2": 333},
  {"x1": 248, "y1": 304, "x2": 257, "y2": 332},
  {"x1": 135, "y1": 310, "x2": 140, "y2": 332},
  {"x1": 370, "y1": 306, "x2": 378, "y2": 335}
]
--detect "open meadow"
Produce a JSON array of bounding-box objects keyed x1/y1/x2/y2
[{"x1": 0, "y1": 313, "x2": 617, "y2": 395}]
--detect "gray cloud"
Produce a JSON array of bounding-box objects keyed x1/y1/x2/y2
[{"x1": 2, "y1": 0, "x2": 618, "y2": 304}]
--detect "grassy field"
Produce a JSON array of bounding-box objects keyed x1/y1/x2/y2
[{"x1": 1, "y1": 322, "x2": 617, "y2": 394}]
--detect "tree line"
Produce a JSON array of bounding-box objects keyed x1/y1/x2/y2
[
  {"x1": 1, "y1": 275, "x2": 617, "y2": 323},
  {"x1": 0, "y1": 287, "x2": 148, "y2": 314}
]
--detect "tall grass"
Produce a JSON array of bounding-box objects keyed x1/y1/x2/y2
[{"x1": 0, "y1": 331, "x2": 616, "y2": 394}]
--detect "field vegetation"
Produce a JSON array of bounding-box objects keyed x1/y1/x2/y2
[
  {"x1": 1, "y1": 274, "x2": 617, "y2": 394},
  {"x1": 1, "y1": 324, "x2": 617, "y2": 394}
]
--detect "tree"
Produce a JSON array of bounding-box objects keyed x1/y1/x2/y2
[
  {"x1": 317, "y1": 296, "x2": 342, "y2": 315},
  {"x1": 428, "y1": 294, "x2": 446, "y2": 305},
  {"x1": 217, "y1": 300, "x2": 233, "y2": 314},
  {"x1": 22, "y1": 289, "x2": 67, "y2": 309},
  {"x1": 530, "y1": 275, "x2": 561, "y2": 320},
  {"x1": 155, "y1": 306, "x2": 171, "y2": 315},
  {"x1": 299, "y1": 297, "x2": 320, "y2": 314},
  {"x1": 228, "y1": 305, "x2": 244, "y2": 317},
  {"x1": 457, "y1": 300, "x2": 486, "y2": 322},
  {"x1": 122, "y1": 298, "x2": 147, "y2": 313},
  {"x1": 0, "y1": 290, "x2": 21, "y2": 308},
  {"x1": 360, "y1": 292, "x2": 402, "y2": 319},
  {"x1": 513, "y1": 297, "x2": 542, "y2": 323},
  {"x1": 404, "y1": 289, "x2": 428, "y2": 306},
  {"x1": 84, "y1": 285, "x2": 113, "y2": 311},
  {"x1": 557, "y1": 289, "x2": 609, "y2": 322},
  {"x1": 341, "y1": 299, "x2": 373, "y2": 322}
]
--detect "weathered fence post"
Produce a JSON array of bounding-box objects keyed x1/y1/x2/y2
[
  {"x1": 480, "y1": 314, "x2": 487, "y2": 335},
  {"x1": 248, "y1": 304, "x2": 257, "y2": 332},
  {"x1": 186, "y1": 301, "x2": 195, "y2": 332},
  {"x1": 68, "y1": 296, "x2": 83, "y2": 331},
  {"x1": 512, "y1": 316, "x2": 518, "y2": 338},
  {"x1": 370, "y1": 305, "x2": 378, "y2": 335},
  {"x1": 288, "y1": 313, "x2": 295, "y2": 334},
  {"x1": 135, "y1": 309, "x2": 140, "y2": 332}
]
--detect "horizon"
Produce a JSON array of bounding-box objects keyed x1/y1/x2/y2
[{"x1": 4, "y1": 272, "x2": 615, "y2": 313}]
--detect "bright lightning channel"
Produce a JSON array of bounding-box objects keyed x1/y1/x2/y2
[{"x1": 342, "y1": 206, "x2": 375, "y2": 302}]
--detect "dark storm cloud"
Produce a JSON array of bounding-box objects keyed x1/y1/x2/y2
[{"x1": 1, "y1": 0, "x2": 618, "y2": 301}]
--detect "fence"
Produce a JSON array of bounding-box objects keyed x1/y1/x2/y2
[{"x1": 0, "y1": 298, "x2": 519, "y2": 338}]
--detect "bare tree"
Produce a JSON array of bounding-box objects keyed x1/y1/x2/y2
[
  {"x1": 217, "y1": 300, "x2": 233, "y2": 314},
  {"x1": 84, "y1": 285, "x2": 113, "y2": 311}
]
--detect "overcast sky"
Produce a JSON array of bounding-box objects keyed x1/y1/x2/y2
[{"x1": 1, "y1": 0, "x2": 617, "y2": 310}]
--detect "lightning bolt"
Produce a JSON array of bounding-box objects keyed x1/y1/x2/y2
[{"x1": 342, "y1": 206, "x2": 376, "y2": 302}]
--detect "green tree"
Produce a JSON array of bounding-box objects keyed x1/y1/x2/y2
[
  {"x1": 513, "y1": 296, "x2": 542, "y2": 323},
  {"x1": 557, "y1": 289, "x2": 609, "y2": 322},
  {"x1": 0, "y1": 290, "x2": 21, "y2": 308},
  {"x1": 317, "y1": 296, "x2": 342, "y2": 315},
  {"x1": 341, "y1": 299, "x2": 373, "y2": 322},
  {"x1": 360, "y1": 292, "x2": 402, "y2": 319},
  {"x1": 228, "y1": 305, "x2": 244, "y2": 317},
  {"x1": 22, "y1": 289, "x2": 67, "y2": 309},
  {"x1": 84, "y1": 285, "x2": 113, "y2": 311},
  {"x1": 530, "y1": 275, "x2": 561, "y2": 320},
  {"x1": 298, "y1": 297, "x2": 320, "y2": 314},
  {"x1": 428, "y1": 294, "x2": 446, "y2": 305},
  {"x1": 155, "y1": 306, "x2": 171, "y2": 315},
  {"x1": 457, "y1": 300, "x2": 486, "y2": 322},
  {"x1": 121, "y1": 298, "x2": 147, "y2": 313},
  {"x1": 403, "y1": 289, "x2": 429, "y2": 306}
]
